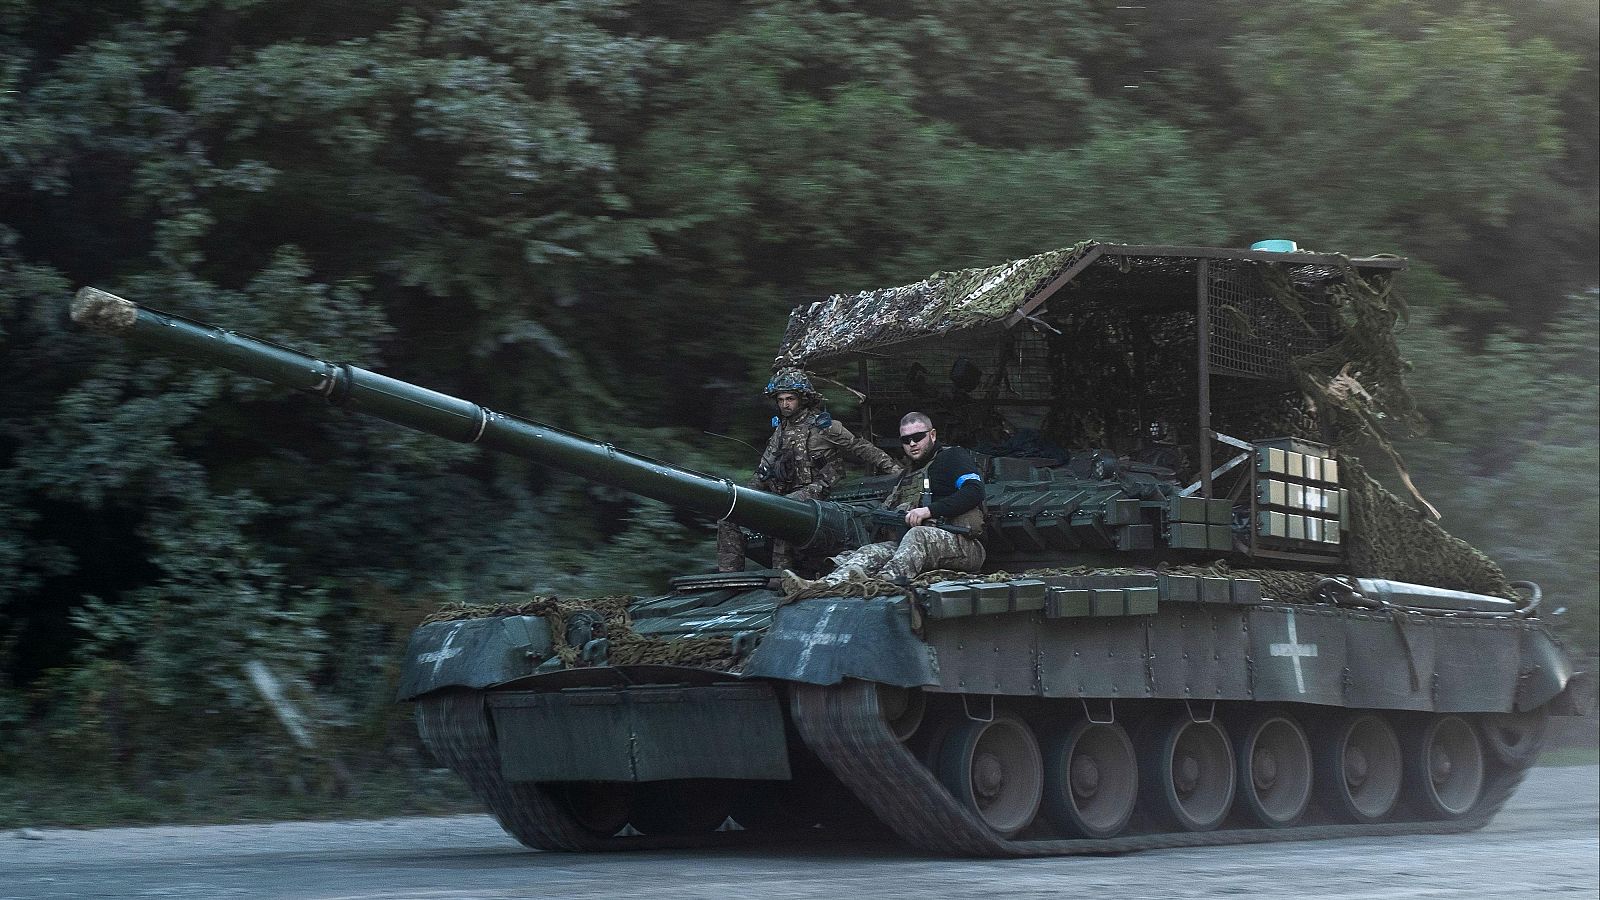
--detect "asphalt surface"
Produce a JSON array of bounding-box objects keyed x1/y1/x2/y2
[{"x1": 2, "y1": 765, "x2": 1595, "y2": 900}]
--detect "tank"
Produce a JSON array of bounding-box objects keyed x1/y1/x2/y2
[{"x1": 68, "y1": 241, "x2": 1593, "y2": 857}]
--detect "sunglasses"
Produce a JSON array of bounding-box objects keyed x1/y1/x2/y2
[{"x1": 900, "y1": 430, "x2": 931, "y2": 445}]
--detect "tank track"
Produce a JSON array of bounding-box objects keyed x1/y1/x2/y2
[
  {"x1": 415, "y1": 689, "x2": 604, "y2": 851},
  {"x1": 789, "y1": 681, "x2": 1538, "y2": 858},
  {"x1": 417, "y1": 689, "x2": 781, "y2": 851},
  {"x1": 420, "y1": 684, "x2": 1538, "y2": 856}
]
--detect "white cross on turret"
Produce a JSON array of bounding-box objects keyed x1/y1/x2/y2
[
  {"x1": 417, "y1": 623, "x2": 465, "y2": 677},
  {"x1": 795, "y1": 605, "x2": 852, "y2": 671}
]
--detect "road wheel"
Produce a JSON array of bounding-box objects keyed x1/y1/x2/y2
[
  {"x1": 1317, "y1": 713, "x2": 1403, "y2": 823},
  {"x1": 937, "y1": 712, "x2": 1044, "y2": 838},
  {"x1": 1233, "y1": 714, "x2": 1312, "y2": 827},
  {"x1": 1406, "y1": 715, "x2": 1485, "y2": 819},
  {"x1": 1139, "y1": 711, "x2": 1236, "y2": 831},
  {"x1": 1042, "y1": 719, "x2": 1138, "y2": 838},
  {"x1": 876, "y1": 685, "x2": 926, "y2": 742}
]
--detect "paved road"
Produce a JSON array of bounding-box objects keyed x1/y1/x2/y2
[{"x1": 3, "y1": 766, "x2": 1595, "y2": 900}]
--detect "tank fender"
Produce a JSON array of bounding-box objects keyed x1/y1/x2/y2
[
  {"x1": 396, "y1": 615, "x2": 553, "y2": 701},
  {"x1": 742, "y1": 598, "x2": 937, "y2": 687},
  {"x1": 1516, "y1": 627, "x2": 1576, "y2": 712}
]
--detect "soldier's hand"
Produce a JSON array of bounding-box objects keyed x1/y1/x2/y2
[{"x1": 905, "y1": 506, "x2": 933, "y2": 527}]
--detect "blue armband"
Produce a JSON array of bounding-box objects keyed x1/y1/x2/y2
[
  {"x1": 771, "y1": 416, "x2": 780, "y2": 428},
  {"x1": 955, "y1": 473, "x2": 982, "y2": 488},
  {"x1": 815, "y1": 411, "x2": 832, "y2": 428}
]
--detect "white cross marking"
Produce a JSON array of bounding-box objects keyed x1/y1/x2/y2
[
  {"x1": 698, "y1": 612, "x2": 750, "y2": 630},
  {"x1": 417, "y1": 623, "x2": 465, "y2": 677},
  {"x1": 1269, "y1": 608, "x2": 1319, "y2": 694},
  {"x1": 795, "y1": 605, "x2": 851, "y2": 671}
]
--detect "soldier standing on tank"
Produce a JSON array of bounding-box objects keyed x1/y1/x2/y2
[
  {"x1": 783, "y1": 411, "x2": 986, "y2": 591},
  {"x1": 716, "y1": 368, "x2": 901, "y2": 572}
]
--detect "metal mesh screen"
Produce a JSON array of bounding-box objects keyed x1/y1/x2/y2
[
  {"x1": 1210, "y1": 382, "x2": 1320, "y2": 445},
  {"x1": 851, "y1": 328, "x2": 1057, "y2": 452},
  {"x1": 849, "y1": 294, "x2": 1205, "y2": 459},
  {"x1": 1207, "y1": 262, "x2": 1335, "y2": 379},
  {"x1": 824, "y1": 253, "x2": 1349, "y2": 475},
  {"x1": 862, "y1": 328, "x2": 1054, "y2": 405}
]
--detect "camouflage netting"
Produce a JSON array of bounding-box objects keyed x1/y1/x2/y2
[
  {"x1": 1263, "y1": 261, "x2": 1443, "y2": 518},
  {"x1": 424, "y1": 595, "x2": 735, "y2": 670},
  {"x1": 1339, "y1": 455, "x2": 1515, "y2": 597},
  {"x1": 1267, "y1": 258, "x2": 1416, "y2": 427},
  {"x1": 1255, "y1": 266, "x2": 1511, "y2": 593},
  {"x1": 776, "y1": 242, "x2": 1094, "y2": 363}
]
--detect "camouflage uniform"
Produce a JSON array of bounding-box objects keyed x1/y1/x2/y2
[
  {"x1": 815, "y1": 446, "x2": 986, "y2": 583},
  {"x1": 717, "y1": 407, "x2": 900, "y2": 572}
]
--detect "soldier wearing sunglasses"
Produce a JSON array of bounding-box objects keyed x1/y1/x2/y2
[{"x1": 784, "y1": 411, "x2": 985, "y2": 591}]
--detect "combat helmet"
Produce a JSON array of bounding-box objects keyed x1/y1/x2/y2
[{"x1": 764, "y1": 366, "x2": 821, "y2": 404}]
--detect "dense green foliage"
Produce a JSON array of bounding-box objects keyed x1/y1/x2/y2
[{"x1": 1, "y1": 0, "x2": 1594, "y2": 817}]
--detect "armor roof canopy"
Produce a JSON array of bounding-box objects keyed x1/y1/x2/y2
[{"x1": 777, "y1": 242, "x2": 1406, "y2": 367}]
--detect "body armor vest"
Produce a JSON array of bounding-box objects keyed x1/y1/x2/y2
[{"x1": 889, "y1": 447, "x2": 986, "y2": 533}]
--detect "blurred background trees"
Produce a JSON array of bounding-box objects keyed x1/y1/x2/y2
[{"x1": 1, "y1": 0, "x2": 1594, "y2": 819}]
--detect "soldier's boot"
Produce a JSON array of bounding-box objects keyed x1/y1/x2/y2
[
  {"x1": 880, "y1": 566, "x2": 913, "y2": 589},
  {"x1": 779, "y1": 569, "x2": 816, "y2": 596},
  {"x1": 821, "y1": 562, "x2": 868, "y2": 586},
  {"x1": 779, "y1": 563, "x2": 861, "y2": 595}
]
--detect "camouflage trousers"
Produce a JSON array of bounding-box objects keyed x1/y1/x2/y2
[
  {"x1": 825, "y1": 525, "x2": 986, "y2": 584},
  {"x1": 716, "y1": 483, "x2": 824, "y2": 572}
]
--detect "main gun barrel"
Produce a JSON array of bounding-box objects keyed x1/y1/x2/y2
[{"x1": 69, "y1": 288, "x2": 850, "y2": 548}]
